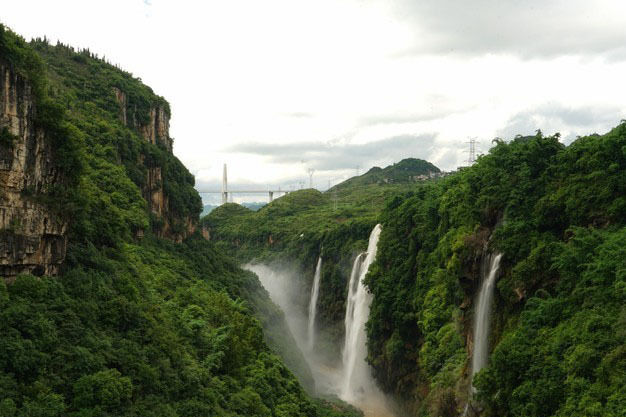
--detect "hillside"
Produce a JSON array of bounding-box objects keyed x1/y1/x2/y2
[
  {"x1": 206, "y1": 128, "x2": 626, "y2": 416},
  {"x1": 365, "y1": 130, "x2": 626, "y2": 416},
  {"x1": 331, "y1": 158, "x2": 441, "y2": 191},
  {"x1": 0, "y1": 25, "x2": 360, "y2": 417},
  {"x1": 201, "y1": 202, "x2": 266, "y2": 217},
  {"x1": 203, "y1": 160, "x2": 442, "y2": 362},
  {"x1": 3, "y1": 20, "x2": 625, "y2": 417}
]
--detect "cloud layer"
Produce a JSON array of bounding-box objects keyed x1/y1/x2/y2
[
  {"x1": 228, "y1": 134, "x2": 437, "y2": 171},
  {"x1": 388, "y1": 0, "x2": 626, "y2": 59},
  {"x1": 5, "y1": 0, "x2": 626, "y2": 201},
  {"x1": 497, "y1": 104, "x2": 623, "y2": 143}
]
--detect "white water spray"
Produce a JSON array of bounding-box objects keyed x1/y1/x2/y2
[
  {"x1": 471, "y1": 252, "x2": 503, "y2": 383},
  {"x1": 341, "y1": 224, "x2": 382, "y2": 403},
  {"x1": 307, "y1": 256, "x2": 322, "y2": 351}
]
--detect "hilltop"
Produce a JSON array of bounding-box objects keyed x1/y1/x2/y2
[{"x1": 331, "y1": 157, "x2": 441, "y2": 191}]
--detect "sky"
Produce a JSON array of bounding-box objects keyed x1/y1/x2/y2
[{"x1": 4, "y1": 0, "x2": 626, "y2": 203}]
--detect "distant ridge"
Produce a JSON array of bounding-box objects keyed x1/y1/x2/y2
[
  {"x1": 331, "y1": 157, "x2": 440, "y2": 190},
  {"x1": 201, "y1": 201, "x2": 266, "y2": 217}
]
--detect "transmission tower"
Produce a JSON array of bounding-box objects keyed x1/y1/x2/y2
[
  {"x1": 466, "y1": 138, "x2": 479, "y2": 165},
  {"x1": 307, "y1": 168, "x2": 315, "y2": 189}
]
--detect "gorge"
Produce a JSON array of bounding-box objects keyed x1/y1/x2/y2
[
  {"x1": 1, "y1": 21, "x2": 625, "y2": 417},
  {"x1": 206, "y1": 125, "x2": 626, "y2": 416}
]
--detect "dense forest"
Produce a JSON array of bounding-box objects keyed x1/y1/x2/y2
[
  {"x1": 208, "y1": 129, "x2": 626, "y2": 416},
  {"x1": 366, "y1": 130, "x2": 626, "y2": 416},
  {"x1": 0, "y1": 24, "x2": 359, "y2": 417},
  {"x1": 2, "y1": 20, "x2": 625, "y2": 417}
]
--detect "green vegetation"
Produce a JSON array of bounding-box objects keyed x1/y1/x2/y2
[
  {"x1": 0, "y1": 127, "x2": 16, "y2": 148},
  {"x1": 4, "y1": 20, "x2": 624, "y2": 417},
  {"x1": 366, "y1": 129, "x2": 626, "y2": 416},
  {"x1": 332, "y1": 158, "x2": 440, "y2": 190},
  {"x1": 30, "y1": 33, "x2": 201, "y2": 237},
  {"x1": 208, "y1": 127, "x2": 626, "y2": 416},
  {"x1": 0, "y1": 24, "x2": 84, "y2": 215},
  {"x1": 204, "y1": 164, "x2": 441, "y2": 359},
  {"x1": 0, "y1": 25, "x2": 359, "y2": 417}
]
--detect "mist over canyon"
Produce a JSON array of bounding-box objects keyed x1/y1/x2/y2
[{"x1": 1, "y1": 5, "x2": 625, "y2": 417}]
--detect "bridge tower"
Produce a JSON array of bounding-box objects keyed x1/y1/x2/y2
[{"x1": 222, "y1": 164, "x2": 228, "y2": 204}]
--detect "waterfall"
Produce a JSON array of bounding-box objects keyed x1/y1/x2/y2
[
  {"x1": 341, "y1": 224, "x2": 382, "y2": 403},
  {"x1": 471, "y1": 252, "x2": 503, "y2": 384},
  {"x1": 307, "y1": 256, "x2": 322, "y2": 351}
]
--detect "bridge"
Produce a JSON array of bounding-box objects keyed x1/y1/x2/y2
[{"x1": 196, "y1": 164, "x2": 290, "y2": 204}]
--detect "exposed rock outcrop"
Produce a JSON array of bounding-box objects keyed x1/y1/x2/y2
[
  {"x1": 112, "y1": 87, "x2": 172, "y2": 152},
  {"x1": 0, "y1": 63, "x2": 67, "y2": 278},
  {"x1": 112, "y1": 87, "x2": 127, "y2": 125},
  {"x1": 114, "y1": 88, "x2": 195, "y2": 242},
  {"x1": 139, "y1": 106, "x2": 172, "y2": 152}
]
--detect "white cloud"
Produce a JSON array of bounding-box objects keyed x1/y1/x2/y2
[{"x1": 3, "y1": 0, "x2": 626, "y2": 201}]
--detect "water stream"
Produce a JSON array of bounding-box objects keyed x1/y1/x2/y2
[
  {"x1": 471, "y1": 252, "x2": 503, "y2": 383},
  {"x1": 340, "y1": 224, "x2": 385, "y2": 406},
  {"x1": 307, "y1": 256, "x2": 323, "y2": 351},
  {"x1": 246, "y1": 224, "x2": 393, "y2": 416}
]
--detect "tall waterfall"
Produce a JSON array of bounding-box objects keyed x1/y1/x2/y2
[
  {"x1": 341, "y1": 224, "x2": 382, "y2": 403},
  {"x1": 307, "y1": 256, "x2": 322, "y2": 351},
  {"x1": 471, "y1": 252, "x2": 503, "y2": 383}
]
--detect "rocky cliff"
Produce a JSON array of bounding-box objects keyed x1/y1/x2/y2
[
  {"x1": 112, "y1": 87, "x2": 194, "y2": 242},
  {"x1": 112, "y1": 87, "x2": 173, "y2": 152},
  {"x1": 0, "y1": 62, "x2": 67, "y2": 277}
]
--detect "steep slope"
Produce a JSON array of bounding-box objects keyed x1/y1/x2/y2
[
  {"x1": 207, "y1": 128, "x2": 626, "y2": 417},
  {"x1": 0, "y1": 25, "x2": 360, "y2": 417},
  {"x1": 366, "y1": 130, "x2": 626, "y2": 416},
  {"x1": 0, "y1": 25, "x2": 82, "y2": 277},
  {"x1": 203, "y1": 161, "x2": 438, "y2": 363},
  {"x1": 32, "y1": 36, "x2": 201, "y2": 242}
]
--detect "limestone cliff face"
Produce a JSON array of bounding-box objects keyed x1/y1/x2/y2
[
  {"x1": 112, "y1": 87, "x2": 173, "y2": 152},
  {"x1": 140, "y1": 107, "x2": 172, "y2": 152},
  {"x1": 114, "y1": 88, "x2": 195, "y2": 242},
  {"x1": 0, "y1": 63, "x2": 67, "y2": 278}
]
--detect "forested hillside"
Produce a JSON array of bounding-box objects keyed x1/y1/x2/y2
[
  {"x1": 207, "y1": 128, "x2": 626, "y2": 416},
  {"x1": 331, "y1": 158, "x2": 441, "y2": 190},
  {"x1": 0, "y1": 25, "x2": 359, "y2": 417},
  {"x1": 203, "y1": 159, "x2": 442, "y2": 361},
  {"x1": 366, "y1": 130, "x2": 626, "y2": 416},
  {"x1": 3, "y1": 20, "x2": 624, "y2": 417}
]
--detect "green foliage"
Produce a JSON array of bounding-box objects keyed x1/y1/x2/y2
[
  {"x1": 28, "y1": 33, "x2": 200, "y2": 236},
  {"x1": 0, "y1": 127, "x2": 16, "y2": 148},
  {"x1": 474, "y1": 227, "x2": 626, "y2": 417},
  {"x1": 0, "y1": 24, "x2": 84, "y2": 216},
  {"x1": 332, "y1": 158, "x2": 440, "y2": 190},
  {"x1": 365, "y1": 128, "x2": 626, "y2": 415},
  {"x1": 204, "y1": 183, "x2": 416, "y2": 358},
  {"x1": 0, "y1": 237, "x2": 358, "y2": 416},
  {"x1": 73, "y1": 369, "x2": 132, "y2": 412},
  {"x1": 0, "y1": 25, "x2": 357, "y2": 417}
]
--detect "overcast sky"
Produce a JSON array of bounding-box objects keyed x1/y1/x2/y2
[{"x1": 4, "y1": 0, "x2": 626, "y2": 203}]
